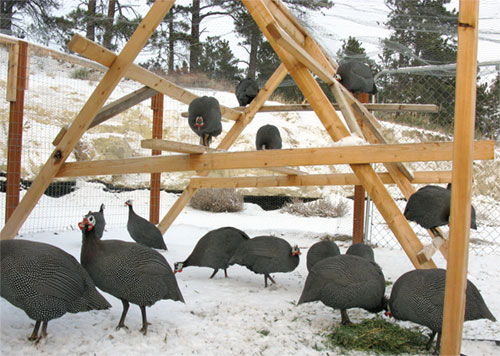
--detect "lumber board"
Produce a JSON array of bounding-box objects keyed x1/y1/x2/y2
[
  {"x1": 1, "y1": 1, "x2": 175, "y2": 240},
  {"x1": 6, "y1": 44, "x2": 19, "y2": 101},
  {"x1": 68, "y1": 34, "x2": 241, "y2": 121},
  {"x1": 226, "y1": 103, "x2": 439, "y2": 113}
]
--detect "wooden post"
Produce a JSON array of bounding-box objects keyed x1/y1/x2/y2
[
  {"x1": 441, "y1": 1, "x2": 479, "y2": 354},
  {"x1": 352, "y1": 93, "x2": 369, "y2": 243},
  {"x1": 5, "y1": 41, "x2": 28, "y2": 222},
  {"x1": 150, "y1": 93, "x2": 163, "y2": 224}
]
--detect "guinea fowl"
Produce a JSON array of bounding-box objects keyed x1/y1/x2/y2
[
  {"x1": 125, "y1": 200, "x2": 167, "y2": 250},
  {"x1": 174, "y1": 226, "x2": 250, "y2": 279},
  {"x1": 188, "y1": 95, "x2": 222, "y2": 147},
  {"x1": 306, "y1": 240, "x2": 340, "y2": 272},
  {"x1": 0, "y1": 239, "x2": 111, "y2": 342},
  {"x1": 297, "y1": 255, "x2": 386, "y2": 325},
  {"x1": 403, "y1": 185, "x2": 477, "y2": 237},
  {"x1": 82, "y1": 203, "x2": 106, "y2": 242},
  {"x1": 79, "y1": 212, "x2": 184, "y2": 335},
  {"x1": 345, "y1": 243, "x2": 375, "y2": 262},
  {"x1": 255, "y1": 124, "x2": 282, "y2": 150},
  {"x1": 387, "y1": 268, "x2": 496, "y2": 353},
  {"x1": 334, "y1": 60, "x2": 377, "y2": 94},
  {"x1": 235, "y1": 78, "x2": 259, "y2": 106},
  {"x1": 229, "y1": 235, "x2": 301, "y2": 287}
]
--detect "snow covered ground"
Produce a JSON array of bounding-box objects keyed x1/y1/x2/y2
[{"x1": 1, "y1": 186, "x2": 498, "y2": 356}]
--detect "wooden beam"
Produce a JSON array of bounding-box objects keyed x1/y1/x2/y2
[
  {"x1": 441, "y1": 1, "x2": 479, "y2": 354},
  {"x1": 53, "y1": 86, "x2": 158, "y2": 146},
  {"x1": 67, "y1": 34, "x2": 242, "y2": 122},
  {"x1": 214, "y1": 103, "x2": 439, "y2": 113},
  {"x1": 6, "y1": 44, "x2": 19, "y2": 101},
  {"x1": 55, "y1": 140, "x2": 493, "y2": 178},
  {"x1": 0, "y1": 1, "x2": 175, "y2": 240},
  {"x1": 190, "y1": 171, "x2": 453, "y2": 189}
]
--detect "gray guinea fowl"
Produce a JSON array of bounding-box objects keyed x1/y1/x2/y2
[
  {"x1": 188, "y1": 96, "x2": 222, "y2": 146},
  {"x1": 298, "y1": 255, "x2": 386, "y2": 325},
  {"x1": 334, "y1": 60, "x2": 377, "y2": 94},
  {"x1": 125, "y1": 200, "x2": 167, "y2": 250},
  {"x1": 174, "y1": 226, "x2": 250, "y2": 278},
  {"x1": 404, "y1": 185, "x2": 477, "y2": 237},
  {"x1": 0, "y1": 239, "x2": 111, "y2": 342},
  {"x1": 388, "y1": 268, "x2": 496, "y2": 353},
  {"x1": 255, "y1": 124, "x2": 282, "y2": 150},
  {"x1": 229, "y1": 235, "x2": 301, "y2": 287},
  {"x1": 79, "y1": 212, "x2": 184, "y2": 335},
  {"x1": 236, "y1": 78, "x2": 259, "y2": 106},
  {"x1": 306, "y1": 240, "x2": 340, "y2": 272},
  {"x1": 345, "y1": 243, "x2": 375, "y2": 262}
]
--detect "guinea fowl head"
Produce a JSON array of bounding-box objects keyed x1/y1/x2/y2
[
  {"x1": 194, "y1": 116, "x2": 204, "y2": 130},
  {"x1": 174, "y1": 262, "x2": 184, "y2": 273},
  {"x1": 291, "y1": 245, "x2": 301, "y2": 256},
  {"x1": 334, "y1": 73, "x2": 342, "y2": 82},
  {"x1": 78, "y1": 214, "x2": 96, "y2": 232}
]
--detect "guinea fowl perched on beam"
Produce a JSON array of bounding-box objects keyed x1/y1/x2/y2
[
  {"x1": 174, "y1": 226, "x2": 250, "y2": 278},
  {"x1": 255, "y1": 124, "x2": 282, "y2": 150},
  {"x1": 298, "y1": 255, "x2": 386, "y2": 325},
  {"x1": 306, "y1": 240, "x2": 340, "y2": 272},
  {"x1": 0, "y1": 239, "x2": 111, "y2": 342},
  {"x1": 79, "y1": 212, "x2": 184, "y2": 335},
  {"x1": 235, "y1": 78, "x2": 259, "y2": 106},
  {"x1": 125, "y1": 200, "x2": 167, "y2": 250},
  {"x1": 334, "y1": 60, "x2": 377, "y2": 94},
  {"x1": 387, "y1": 268, "x2": 496, "y2": 353},
  {"x1": 188, "y1": 96, "x2": 222, "y2": 147},
  {"x1": 229, "y1": 235, "x2": 301, "y2": 287},
  {"x1": 403, "y1": 184, "x2": 477, "y2": 237}
]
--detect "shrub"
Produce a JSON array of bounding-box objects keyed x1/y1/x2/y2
[
  {"x1": 280, "y1": 197, "x2": 349, "y2": 218},
  {"x1": 70, "y1": 68, "x2": 91, "y2": 80},
  {"x1": 190, "y1": 188, "x2": 244, "y2": 213}
]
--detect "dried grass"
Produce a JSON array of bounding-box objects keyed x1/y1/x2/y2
[
  {"x1": 280, "y1": 197, "x2": 349, "y2": 218},
  {"x1": 190, "y1": 188, "x2": 244, "y2": 213}
]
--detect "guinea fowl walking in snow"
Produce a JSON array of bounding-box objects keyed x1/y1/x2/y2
[
  {"x1": 125, "y1": 200, "x2": 167, "y2": 250},
  {"x1": 387, "y1": 268, "x2": 496, "y2": 353},
  {"x1": 306, "y1": 240, "x2": 340, "y2": 272},
  {"x1": 229, "y1": 235, "x2": 301, "y2": 287},
  {"x1": 174, "y1": 226, "x2": 250, "y2": 279},
  {"x1": 235, "y1": 78, "x2": 259, "y2": 106},
  {"x1": 334, "y1": 60, "x2": 377, "y2": 94},
  {"x1": 79, "y1": 212, "x2": 184, "y2": 335},
  {"x1": 255, "y1": 124, "x2": 282, "y2": 150},
  {"x1": 297, "y1": 255, "x2": 386, "y2": 325},
  {"x1": 345, "y1": 243, "x2": 375, "y2": 262},
  {"x1": 0, "y1": 239, "x2": 111, "y2": 342},
  {"x1": 188, "y1": 95, "x2": 222, "y2": 147},
  {"x1": 403, "y1": 184, "x2": 477, "y2": 237}
]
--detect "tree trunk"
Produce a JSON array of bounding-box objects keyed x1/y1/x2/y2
[
  {"x1": 86, "y1": 0, "x2": 96, "y2": 41},
  {"x1": 0, "y1": 0, "x2": 14, "y2": 35},
  {"x1": 168, "y1": 13, "x2": 174, "y2": 74},
  {"x1": 247, "y1": 30, "x2": 259, "y2": 80},
  {"x1": 103, "y1": 0, "x2": 117, "y2": 50},
  {"x1": 189, "y1": 0, "x2": 201, "y2": 73}
]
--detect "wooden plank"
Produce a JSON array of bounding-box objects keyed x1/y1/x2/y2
[
  {"x1": 6, "y1": 44, "x2": 19, "y2": 101},
  {"x1": 190, "y1": 171, "x2": 452, "y2": 189},
  {"x1": 149, "y1": 93, "x2": 163, "y2": 224},
  {"x1": 141, "y1": 139, "x2": 220, "y2": 154},
  {"x1": 53, "y1": 86, "x2": 158, "y2": 146},
  {"x1": 441, "y1": 1, "x2": 479, "y2": 354},
  {"x1": 68, "y1": 34, "x2": 242, "y2": 122},
  {"x1": 0, "y1": 1, "x2": 175, "y2": 240},
  {"x1": 231, "y1": 103, "x2": 439, "y2": 113},
  {"x1": 56, "y1": 140, "x2": 493, "y2": 179}
]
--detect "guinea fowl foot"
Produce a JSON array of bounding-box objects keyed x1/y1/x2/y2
[
  {"x1": 116, "y1": 324, "x2": 129, "y2": 331},
  {"x1": 209, "y1": 269, "x2": 219, "y2": 279},
  {"x1": 28, "y1": 321, "x2": 48, "y2": 344},
  {"x1": 140, "y1": 306, "x2": 150, "y2": 335}
]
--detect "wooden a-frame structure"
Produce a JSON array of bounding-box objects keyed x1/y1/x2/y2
[{"x1": 0, "y1": 1, "x2": 491, "y2": 353}]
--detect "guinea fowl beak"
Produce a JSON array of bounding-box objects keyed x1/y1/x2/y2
[{"x1": 78, "y1": 217, "x2": 94, "y2": 231}]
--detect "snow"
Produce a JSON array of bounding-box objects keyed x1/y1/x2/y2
[{"x1": 0, "y1": 184, "x2": 499, "y2": 356}]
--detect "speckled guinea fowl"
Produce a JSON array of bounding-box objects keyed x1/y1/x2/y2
[
  {"x1": 79, "y1": 212, "x2": 184, "y2": 335},
  {"x1": 188, "y1": 95, "x2": 222, "y2": 146},
  {"x1": 235, "y1": 78, "x2": 259, "y2": 106},
  {"x1": 297, "y1": 255, "x2": 386, "y2": 325},
  {"x1": 306, "y1": 240, "x2": 340, "y2": 272},
  {"x1": 255, "y1": 124, "x2": 282, "y2": 150},
  {"x1": 388, "y1": 268, "x2": 496, "y2": 353},
  {"x1": 334, "y1": 60, "x2": 377, "y2": 94},
  {"x1": 0, "y1": 239, "x2": 111, "y2": 342},
  {"x1": 229, "y1": 235, "x2": 301, "y2": 287},
  {"x1": 345, "y1": 243, "x2": 374, "y2": 262},
  {"x1": 125, "y1": 200, "x2": 167, "y2": 250},
  {"x1": 403, "y1": 184, "x2": 477, "y2": 237},
  {"x1": 174, "y1": 226, "x2": 250, "y2": 278}
]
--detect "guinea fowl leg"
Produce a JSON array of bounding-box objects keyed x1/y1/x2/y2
[
  {"x1": 209, "y1": 269, "x2": 219, "y2": 279},
  {"x1": 264, "y1": 274, "x2": 276, "y2": 287},
  {"x1": 433, "y1": 332, "x2": 442, "y2": 355},
  {"x1": 28, "y1": 321, "x2": 41, "y2": 341},
  {"x1": 116, "y1": 299, "x2": 130, "y2": 330},
  {"x1": 224, "y1": 268, "x2": 228, "y2": 278},
  {"x1": 139, "y1": 306, "x2": 151, "y2": 335},
  {"x1": 39, "y1": 321, "x2": 48, "y2": 341},
  {"x1": 425, "y1": 331, "x2": 437, "y2": 350},
  {"x1": 340, "y1": 309, "x2": 352, "y2": 325}
]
